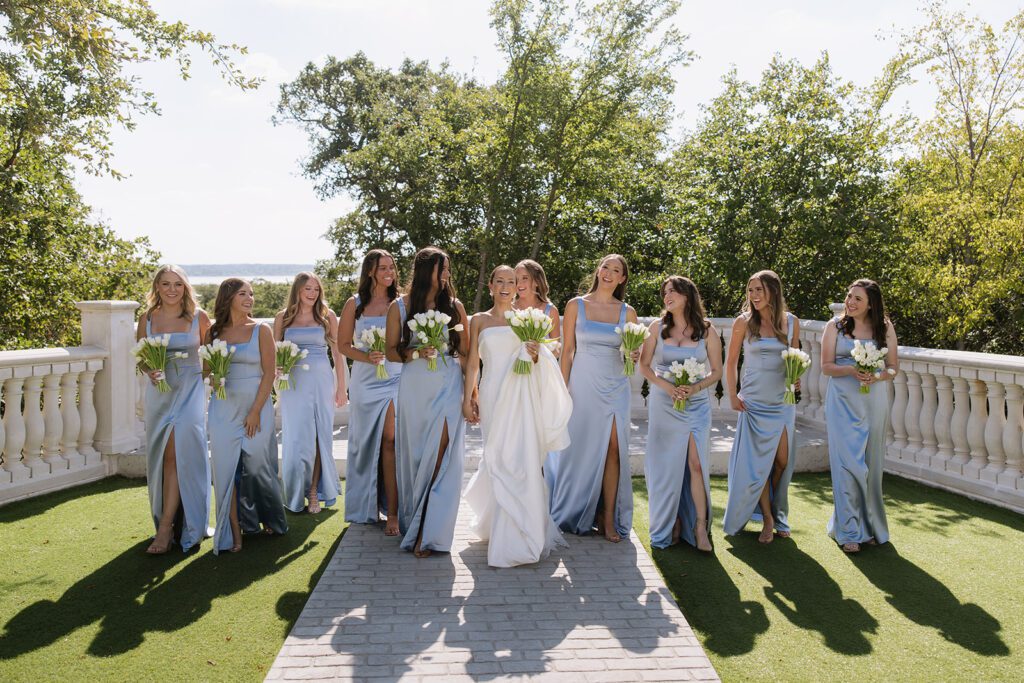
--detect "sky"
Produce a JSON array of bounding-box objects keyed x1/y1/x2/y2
[{"x1": 75, "y1": 0, "x2": 1018, "y2": 265}]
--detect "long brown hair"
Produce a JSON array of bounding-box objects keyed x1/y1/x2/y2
[
  {"x1": 206, "y1": 278, "x2": 248, "y2": 343},
  {"x1": 145, "y1": 264, "x2": 197, "y2": 320},
  {"x1": 585, "y1": 254, "x2": 629, "y2": 301},
  {"x1": 399, "y1": 246, "x2": 461, "y2": 356},
  {"x1": 280, "y1": 272, "x2": 332, "y2": 344},
  {"x1": 355, "y1": 249, "x2": 399, "y2": 319},
  {"x1": 838, "y1": 278, "x2": 889, "y2": 349},
  {"x1": 660, "y1": 276, "x2": 709, "y2": 341},
  {"x1": 742, "y1": 270, "x2": 788, "y2": 343},
  {"x1": 514, "y1": 259, "x2": 552, "y2": 304}
]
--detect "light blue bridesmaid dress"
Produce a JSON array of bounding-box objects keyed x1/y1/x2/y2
[
  {"x1": 144, "y1": 315, "x2": 209, "y2": 552},
  {"x1": 549, "y1": 298, "x2": 632, "y2": 538},
  {"x1": 825, "y1": 320, "x2": 891, "y2": 545},
  {"x1": 722, "y1": 312, "x2": 798, "y2": 536},
  {"x1": 345, "y1": 296, "x2": 404, "y2": 523},
  {"x1": 208, "y1": 324, "x2": 288, "y2": 554},
  {"x1": 394, "y1": 303, "x2": 465, "y2": 553},
  {"x1": 279, "y1": 325, "x2": 340, "y2": 512},
  {"x1": 644, "y1": 330, "x2": 713, "y2": 549}
]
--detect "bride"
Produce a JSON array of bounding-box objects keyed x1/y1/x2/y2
[{"x1": 463, "y1": 265, "x2": 572, "y2": 567}]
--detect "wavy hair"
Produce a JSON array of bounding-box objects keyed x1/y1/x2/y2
[
  {"x1": 145, "y1": 264, "x2": 198, "y2": 320},
  {"x1": 660, "y1": 276, "x2": 709, "y2": 342},
  {"x1": 584, "y1": 254, "x2": 629, "y2": 301},
  {"x1": 837, "y1": 278, "x2": 889, "y2": 349},
  {"x1": 399, "y1": 246, "x2": 461, "y2": 356},
  {"x1": 355, "y1": 249, "x2": 399, "y2": 319},
  {"x1": 514, "y1": 259, "x2": 552, "y2": 304},
  {"x1": 206, "y1": 278, "x2": 248, "y2": 343},
  {"x1": 742, "y1": 270, "x2": 789, "y2": 343},
  {"x1": 280, "y1": 272, "x2": 332, "y2": 345}
]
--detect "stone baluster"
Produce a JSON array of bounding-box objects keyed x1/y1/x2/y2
[
  {"x1": 980, "y1": 379, "x2": 1006, "y2": 482},
  {"x1": 2, "y1": 377, "x2": 30, "y2": 482},
  {"x1": 997, "y1": 382, "x2": 1024, "y2": 488},
  {"x1": 890, "y1": 370, "x2": 909, "y2": 451},
  {"x1": 915, "y1": 370, "x2": 938, "y2": 465},
  {"x1": 22, "y1": 374, "x2": 48, "y2": 476},
  {"x1": 60, "y1": 367, "x2": 84, "y2": 469},
  {"x1": 41, "y1": 368, "x2": 68, "y2": 471},
  {"x1": 963, "y1": 377, "x2": 989, "y2": 479},
  {"x1": 803, "y1": 332, "x2": 822, "y2": 419},
  {"x1": 931, "y1": 374, "x2": 955, "y2": 470},
  {"x1": 947, "y1": 377, "x2": 972, "y2": 474},
  {"x1": 903, "y1": 370, "x2": 923, "y2": 460},
  {"x1": 78, "y1": 366, "x2": 100, "y2": 463},
  {"x1": 0, "y1": 377, "x2": 5, "y2": 483}
]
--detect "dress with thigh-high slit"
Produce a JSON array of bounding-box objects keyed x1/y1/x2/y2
[
  {"x1": 345, "y1": 296, "x2": 404, "y2": 523},
  {"x1": 143, "y1": 314, "x2": 209, "y2": 552},
  {"x1": 644, "y1": 331, "x2": 713, "y2": 549},
  {"x1": 394, "y1": 306, "x2": 465, "y2": 553},
  {"x1": 549, "y1": 298, "x2": 632, "y2": 537},
  {"x1": 723, "y1": 312, "x2": 798, "y2": 535},
  {"x1": 279, "y1": 325, "x2": 340, "y2": 512},
  {"x1": 208, "y1": 325, "x2": 288, "y2": 554}
]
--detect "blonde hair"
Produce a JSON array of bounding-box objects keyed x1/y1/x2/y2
[
  {"x1": 145, "y1": 265, "x2": 197, "y2": 320},
  {"x1": 742, "y1": 270, "x2": 788, "y2": 343},
  {"x1": 514, "y1": 259, "x2": 552, "y2": 304},
  {"x1": 281, "y1": 272, "x2": 332, "y2": 345}
]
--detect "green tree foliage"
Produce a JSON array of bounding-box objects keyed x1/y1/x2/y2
[{"x1": 0, "y1": 0, "x2": 257, "y2": 349}]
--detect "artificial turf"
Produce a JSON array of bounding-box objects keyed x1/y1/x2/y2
[
  {"x1": 631, "y1": 473, "x2": 1024, "y2": 682},
  {"x1": 0, "y1": 477, "x2": 347, "y2": 682}
]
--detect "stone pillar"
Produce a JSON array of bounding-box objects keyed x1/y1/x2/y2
[{"x1": 76, "y1": 301, "x2": 141, "y2": 455}]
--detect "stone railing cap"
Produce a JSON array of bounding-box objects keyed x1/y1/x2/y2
[
  {"x1": 75, "y1": 300, "x2": 141, "y2": 312},
  {"x1": 0, "y1": 345, "x2": 108, "y2": 369}
]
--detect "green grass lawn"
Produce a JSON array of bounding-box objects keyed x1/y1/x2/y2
[
  {"x1": 0, "y1": 478, "x2": 347, "y2": 682},
  {"x1": 632, "y1": 473, "x2": 1024, "y2": 682}
]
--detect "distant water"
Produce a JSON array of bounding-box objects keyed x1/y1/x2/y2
[{"x1": 181, "y1": 264, "x2": 313, "y2": 286}]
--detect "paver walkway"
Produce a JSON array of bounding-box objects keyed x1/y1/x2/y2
[{"x1": 267, "y1": 425, "x2": 719, "y2": 682}]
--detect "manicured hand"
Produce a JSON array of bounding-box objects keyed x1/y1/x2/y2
[
  {"x1": 525, "y1": 340, "x2": 540, "y2": 363},
  {"x1": 146, "y1": 370, "x2": 164, "y2": 386},
  {"x1": 368, "y1": 350, "x2": 386, "y2": 364}
]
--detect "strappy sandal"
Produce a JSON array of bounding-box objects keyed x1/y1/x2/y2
[{"x1": 307, "y1": 486, "x2": 321, "y2": 515}]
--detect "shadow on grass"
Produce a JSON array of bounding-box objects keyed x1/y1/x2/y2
[
  {"x1": 849, "y1": 543, "x2": 1008, "y2": 656},
  {"x1": 0, "y1": 507, "x2": 331, "y2": 658},
  {"x1": 726, "y1": 534, "x2": 878, "y2": 655}
]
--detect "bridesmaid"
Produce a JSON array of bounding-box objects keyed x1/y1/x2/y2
[
  {"x1": 136, "y1": 265, "x2": 211, "y2": 554},
  {"x1": 549, "y1": 254, "x2": 639, "y2": 543},
  {"x1": 339, "y1": 249, "x2": 404, "y2": 534},
  {"x1": 639, "y1": 276, "x2": 722, "y2": 552},
  {"x1": 206, "y1": 278, "x2": 288, "y2": 554},
  {"x1": 722, "y1": 270, "x2": 801, "y2": 543},
  {"x1": 385, "y1": 246, "x2": 469, "y2": 557},
  {"x1": 273, "y1": 272, "x2": 345, "y2": 515},
  {"x1": 822, "y1": 279, "x2": 898, "y2": 553}
]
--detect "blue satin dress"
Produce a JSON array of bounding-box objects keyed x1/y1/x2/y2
[
  {"x1": 723, "y1": 313, "x2": 798, "y2": 536},
  {"x1": 279, "y1": 325, "x2": 340, "y2": 512},
  {"x1": 143, "y1": 315, "x2": 209, "y2": 552},
  {"x1": 549, "y1": 298, "x2": 632, "y2": 538},
  {"x1": 345, "y1": 296, "x2": 404, "y2": 523},
  {"x1": 825, "y1": 322, "x2": 891, "y2": 545},
  {"x1": 208, "y1": 324, "x2": 288, "y2": 554},
  {"x1": 645, "y1": 333, "x2": 713, "y2": 549},
  {"x1": 395, "y1": 305, "x2": 465, "y2": 553}
]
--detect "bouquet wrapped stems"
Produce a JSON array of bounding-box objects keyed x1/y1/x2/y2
[
  {"x1": 275, "y1": 341, "x2": 308, "y2": 392},
  {"x1": 781, "y1": 347, "x2": 812, "y2": 405},
  {"x1": 663, "y1": 358, "x2": 708, "y2": 411},
  {"x1": 408, "y1": 310, "x2": 464, "y2": 372},
  {"x1": 617, "y1": 322, "x2": 650, "y2": 376},
  {"x1": 131, "y1": 335, "x2": 185, "y2": 393},
  {"x1": 851, "y1": 340, "x2": 888, "y2": 394},
  {"x1": 358, "y1": 326, "x2": 389, "y2": 380},
  {"x1": 506, "y1": 307, "x2": 555, "y2": 375},
  {"x1": 200, "y1": 340, "x2": 235, "y2": 400}
]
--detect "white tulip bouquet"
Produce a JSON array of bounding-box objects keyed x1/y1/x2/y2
[
  {"x1": 663, "y1": 357, "x2": 708, "y2": 411},
  {"x1": 781, "y1": 347, "x2": 812, "y2": 405},
  {"x1": 616, "y1": 322, "x2": 650, "y2": 376},
  {"x1": 199, "y1": 340, "x2": 235, "y2": 400},
  {"x1": 408, "y1": 309, "x2": 464, "y2": 371},
  {"x1": 132, "y1": 335, "x2": 186, "y2": 393},
  {"x1": 275, "y1": 340, "x2": 309, "y2": 392},
  {"x1": 358, "y1": 325, "x2": 389, "y2": 380},
  {"x1": 850, "y1": 340, "x2": 888, "y2": 394},
  {"x1": 505, "y1": 307, "x2": 554, "y2": 375}
]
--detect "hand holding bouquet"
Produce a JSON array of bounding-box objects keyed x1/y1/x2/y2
[
  {"x1": 358, "y1": 326, "x2": 389, "y2": 380},
  {"x1": 132, "y1": 335, "x2": 186, "y2": 393},
  {"x1": 781, "y1": 347, "x2": 811, "y2": 405},
  {"x1": 850, "y1": 340, "x2": 887, "y2": 394},
  {"x1": 663, "y1": 357, "x2": 708, "y2": 411},
  {"x1": 200, "y1": 340, "x2": 235, "y2": 400},
  {"x1": 275, "y1": 341, "x2": 309, "y2": 392},
  {"x1": 616, "y1": 322, "x2": 650, "y2": 376},
  {"x1": 408, "y1": 310, "x2": 463, "y2": 371},
  {"x1": 506, "y1": 307, "x2": 554, "y2": 374}
]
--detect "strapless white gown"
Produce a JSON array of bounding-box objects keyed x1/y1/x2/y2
[{"x1": 464, "y1": 326, "x2": 572, "y2": 567}]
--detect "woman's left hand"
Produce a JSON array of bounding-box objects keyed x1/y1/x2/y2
[
  {"x1": 244, "y1": 409, "x2": 261, "y2": 438},
  {"x1": 629, "y1": 348, "x2": 642, "y2": 363},
  {"x1": 525, "y1": 341, "x2": 540, "y2": 363},
  {"x1": 335, "y1": 386, "x2": 348, "y2": 407},
  {"x1": 673, "y1": 384, "x2": 693, "y2": 401}
]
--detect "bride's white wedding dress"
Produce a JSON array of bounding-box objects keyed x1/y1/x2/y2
[{"x1": 464, "y1": 326, "x2": 572, "y2": 567}]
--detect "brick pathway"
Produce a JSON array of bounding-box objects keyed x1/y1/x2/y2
[{"x1": 266, "y1": 426, "x2": 720, "y2": 682}]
